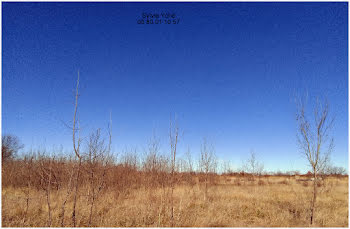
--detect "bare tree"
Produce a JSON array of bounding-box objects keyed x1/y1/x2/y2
[
  {"x1": 221, "y1": 160, "x2": 232, "y2": 175},
  {"x1": 143, "y1": 133, "x2": 162, "y2": 188},
  {"x1": 245, "y1": 151, "x2": 264, "y2": 180},
  {"x1": 221, "y1": 160, "x2": 233, "y2": 184},
  {"x1": 199, "y1": 138, "x2": 217, "y2": 201},
  {"x1": 296, "y1": 97, "x2": 334, "y2": 225},
  {"x1": 2, "y1": 134, "x2": 24, "y2": 162},
  {"x1": 326, "y1": 165, "x2": 346, "y2": 176},
  {"x1": 71, "y1": 70, "x2": 83, "y2": 227},
  {"x1": 169, "y1": 115, "x2": 179, "y2": 227},
  {"x1": 185, "y1": 147, "x2": 193, "y2": 173},
  {"x1": 319, "y1": 160, "x2": 346, "y2": 176},
  {"x1": 184, "y1": 147, "x2": 195, "y2": 187}
]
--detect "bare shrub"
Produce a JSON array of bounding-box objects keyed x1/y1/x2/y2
[
  {"x1": 36, "y1": 153, "x2": 53, "y2": 227},
  {"x1": 22, "y1": 154, "x2": 34, "y2": 224},
  {"x1": 84, "y1": 128, "x2": 111, "y2": 226},
  {"x1": 2, "y1": 134, "x2": 24, "y2": 162},
  {"x1": 59, "y1": 157, "x2": 75, "y2": 227},
  {"x1": 142, "y1": 134, "x2": 166, "y2": 189}
]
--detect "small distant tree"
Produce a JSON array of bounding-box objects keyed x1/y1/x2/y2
[
  {"x1": 199, "y1": 138, "x2": 217, "y2": 201},
  {"x1": 245, "y1": 151, "x2": 264, "y2": 180},
  {"x1": 184, "y1": 147, "x2": 195, "y2": 187},
  {"x1": 296, "y1": 97, "x2": 334, "y2": 225},
  {"x1": 2, "y1": 134, "x2": 24, "y2": 162},
  {"x1": 185, "y1": 147, "x2": 193, "y2": 173},
  {"x1": 143, "y1": 134, "x2": 162, "y2": 188},
  {"x1": 324, "y1": 165, "x2": 346, "y2": 176}
]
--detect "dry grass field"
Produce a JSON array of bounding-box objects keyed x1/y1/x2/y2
[
  {"x1": 2, "y1": 2, "x2": 348, "y2": 228},
  {"x1": 2, "y1": 174, "x2": 348, "y2": 227}
]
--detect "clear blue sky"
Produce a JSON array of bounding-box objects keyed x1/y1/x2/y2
[{"x1": 2, "y1": 2, "x2": 348, "y2": 172}]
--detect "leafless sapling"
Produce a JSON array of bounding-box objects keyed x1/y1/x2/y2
[
  {"x1": 296, "y1": 97, "x2": 334, "y2": 225},
  {"x1": 71, "y1": 70, "x2": 83, "y2": 227},
  {"x1": 169, "y1": 116, "x2": 179, "y2": 227},
  {"x1": 199, "y1": 138, "x2": 217, "y2": 201}
]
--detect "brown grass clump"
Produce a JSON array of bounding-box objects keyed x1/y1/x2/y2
[
  {"x1": 278, "y1": 179, "x2": 289, "y2": 185},
  {"x1": 233, "y1": 178, "x2": 241, "y2": 186}
]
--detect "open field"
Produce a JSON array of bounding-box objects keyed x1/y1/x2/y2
[
  {"x1": 2, "y1": 2, "x2": 348, "y2": 228},
  {"x1": 2, "y1": 173, "x2": 348, "y2": 227}
]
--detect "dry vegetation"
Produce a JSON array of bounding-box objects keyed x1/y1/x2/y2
[
  {"x1": 2, "y1": 75, "x2": 347, "y2": 227},
  {"x1": 2, "y1": 156, "x2": 348, "y2": 227}
]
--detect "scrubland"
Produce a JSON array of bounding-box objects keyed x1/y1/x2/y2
[{"x1": 2, "y1": 158, "x2": 348, "y2": 227}]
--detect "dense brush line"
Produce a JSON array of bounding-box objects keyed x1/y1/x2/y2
[{"x1": 2, "y1": 152, "x2": 220, "y2": 191}]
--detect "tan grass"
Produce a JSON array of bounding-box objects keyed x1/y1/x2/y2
[{"x1": 2, "y1": 176, "x2": 348, "y2": 227}]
